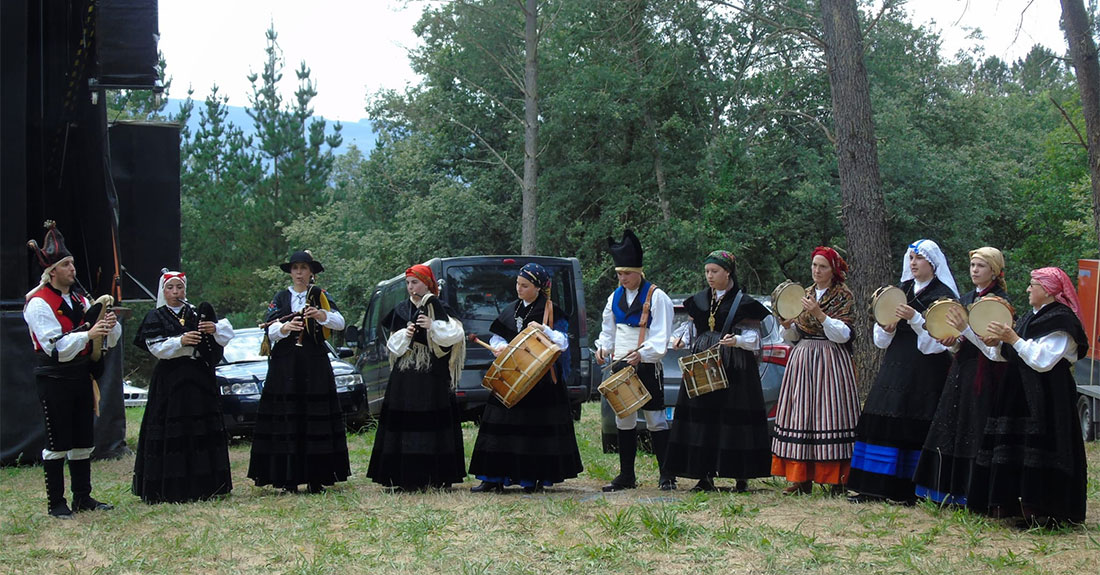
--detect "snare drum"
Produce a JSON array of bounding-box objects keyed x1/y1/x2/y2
[
  {"x1": 771, "y1": 280, "x2": 805, "y2": 321},
  {"x1": 678, "y1": 347, "x2": 728, "y2": 398},
  {"x1": 923, "y1": 298, "x2": 966, "y2": 339},
  {"x1": 598, "y1": 366, "x2": 652, "y2": 418},
  {"x1": 968, "y1": 295, "x2": 1015, "y2": 338},
  {"x1": 870, "y1": 285, "x2": 907, "y2": 327},
  {"x1": 482, "y1": 325, "x2": 562, "y2": 408}
]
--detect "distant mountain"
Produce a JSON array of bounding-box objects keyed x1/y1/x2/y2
[{"x1": 166, "y1": 98, "x2": 377, "y2": 155}]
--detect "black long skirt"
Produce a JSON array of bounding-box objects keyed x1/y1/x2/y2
[
  {"x1": 913, "y1": 344, "x2": 1008, "y2": 504},
  {"x1": 664, "y1": 333, "x2": 772, "y2": 480},
  {"x1": 366, "y1": 367, "x2": 466, "y2": 488},
  {"x1": 468, "y1": 373, "x2": 582, "y2": 487},
  {"x1": 133, "y1": 357, "x2": 232, "y2": 503},
  {"x1": 848, "y1": 326, "x2": 951, "y2": 502},
  {"x1": 247, "y1": 348, "x2": 350, "y2": 489},
  {"x1": 967, "y1": 362, "x2": 1087, "y2": 523}
]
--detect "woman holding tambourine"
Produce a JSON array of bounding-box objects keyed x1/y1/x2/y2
[
  {"x1": 665, "y1": 250, "x2": 772, "y2": 492},
  {"x1": 847, "y1": 239, "x2": 958, "y2": 503},
  {"x1": 913, "y1": 247, "x2": 1012, "y2": 506},
  {"x1": 467, "y1": 262, "x2": 582, "y2": 493},
  {"x1": 247, "y1": 250, "x2": 350, "y2": 494},
  {"x1": 956, "y1": 267, "x2": 1089, "y2": 527},
  {"x1": 770, "y1": 247, "x2": 861, "y2": 496}
]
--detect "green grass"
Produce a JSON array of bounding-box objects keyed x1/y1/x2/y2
[{"x1": 0, "y1": 403, "x2": 1097, "y2": 575}]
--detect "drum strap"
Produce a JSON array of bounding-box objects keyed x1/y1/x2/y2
[
  {"x1": 720, "y1": 290, "x2": 744, "y2": 336},
  {"x1": 635, "y1": 284, "x2": 659, "y2": 348}
]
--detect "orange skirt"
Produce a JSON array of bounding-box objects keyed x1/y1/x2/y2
[{"x1": 771, "y1": 456, "x2": 849, "y2": 485}]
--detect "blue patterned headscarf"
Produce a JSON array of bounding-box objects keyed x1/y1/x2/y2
[{"x1": 519, "y1": 262, "x2": 551, "y2": 297}]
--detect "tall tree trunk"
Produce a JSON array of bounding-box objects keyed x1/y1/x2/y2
[
  {"x1": 818, "y1": 0, "x2": 893, "y2": 395},
  {"x1": 1061, "y1": 0, "x2": 1100, "y2": 247},
  {"x1": 627, "y1": 0, "x2": 670, "y2": 222},
  {"x1": 521, "y1": 0, "x2": 539, "y2": 255}
]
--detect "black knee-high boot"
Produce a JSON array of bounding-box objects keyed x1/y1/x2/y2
[
  {"x1": 44, "y1": 459, "x2": 72, "y2": 519},
  {"x1": 650, "y1": 429, "x2": 676, "y2": 490},
  {"x1": 603, "y1": 429, "x2": 638, "y2": 492},
  {"x1": 69, "y1": 458, "x2": 113, "y2": 512}
]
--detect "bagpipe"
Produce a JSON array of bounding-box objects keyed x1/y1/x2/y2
[
  {"x1": 181, "y1": 299, "x2": 225, "y2": 368},
  {"x1": 45, "y1": 294, "x2": 115, "y2": 415},
  {"x1": 258, "y1": 282, "x2": 332, "y2": 356}
]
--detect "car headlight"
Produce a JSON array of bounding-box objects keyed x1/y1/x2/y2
[
  {"x1": 334, "y1": 373, "x2": 363, "y2": 392},
  {"x1": 220, "y1": 381, "x2": 260, "y2": 395}
]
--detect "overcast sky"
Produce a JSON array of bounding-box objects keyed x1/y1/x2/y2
[{"x1": 157, "y1": 0, "x2": 1069, "y2": 123}]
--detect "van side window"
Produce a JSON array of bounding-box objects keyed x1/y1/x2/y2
[
  {"x1": 364, "y1": 290, "x2": 382, "y2": 344},
  {"x1": 378, "y1": 279, "x2": 407, "y2": 336}
]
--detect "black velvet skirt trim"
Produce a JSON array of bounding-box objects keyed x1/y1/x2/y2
[
  {"x1": 367, "y1": 367, "x2": 466, "y2": 488},
  {"x1": 467, "y1": 375, "x2": 583, "y2": 483},
  {"x1": 132, "y1": 358, "x2": 232, "y2": 503},
  {"x1": 913, "y1": 347, "x2": 1006, "y2": 502},
  {"x1": 966, "y1": 365, "x2": 1087, "y2": 523},
  {"x1": 247, "y1": 350, "x2": 350, "y2": 488},
  {"x1": 663, "y1": 365, "x2": 771, "y2": 480}
]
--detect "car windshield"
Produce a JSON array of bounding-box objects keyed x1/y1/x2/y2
[{"x1": 222, "y1": 330, "x2": 267, "y2": 364}]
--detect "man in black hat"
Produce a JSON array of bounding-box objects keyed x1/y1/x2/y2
[
  {"x1": 594, "y1": 229, "x2": 677, "y2": 491},
  {"x1": 23, "y1": 221, "x2": 121, "y2": 519}
]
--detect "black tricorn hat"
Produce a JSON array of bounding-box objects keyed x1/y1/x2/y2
[
  {"x1": 27, "y1": 220, "x2": 73, "y2": 271},
  {"x1": 607, "y1": 229, "x2": 643, "y2": 268},
  {"x1": 280, "y1": 250, "x2": 324, "y2": 274}
]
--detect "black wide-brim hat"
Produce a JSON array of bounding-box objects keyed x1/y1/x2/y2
[{"x1": 280, "y1": 250, "x2": 324, "y2": 274}]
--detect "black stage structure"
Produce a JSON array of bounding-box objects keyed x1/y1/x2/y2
[{"x1": 1, "y1": 0, "x2": 179, "y2": 465}]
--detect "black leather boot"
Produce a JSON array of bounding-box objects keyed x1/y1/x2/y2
[
  {"x1": 470, "y1": 481, "x2": 504, "y2": 493},
  {"x1": 44, "y1": 459, "x2": 72, "y2": 519},
  {"x1": 603, "y1": 429, "x2": 638, "y2": 492},
  {"x1": 650, "y1": 429, "x2": 676, "y2": 491},
  {"x1": 69, "y1": 458, "x2": 113, "y2": 512}
]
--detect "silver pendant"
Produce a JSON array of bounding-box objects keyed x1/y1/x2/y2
[{"x1": 516, "y1": 317, "x2": 524, "y2": 331}]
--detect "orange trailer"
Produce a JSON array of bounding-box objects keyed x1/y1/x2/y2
[{"x1": 1076, "y1": 259, "x2": 1099, "y2": 441}]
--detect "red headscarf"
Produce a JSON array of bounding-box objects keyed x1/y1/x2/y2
[
  {"x1": 405, "y1": 264, "x2": 439, "y2": 296},
  {"x1": 811, "y1": 246, "x2": 849, "y2": 285},
  {"x1": 1031, "y1": 267, "x2": 1083, "y2": 324}
]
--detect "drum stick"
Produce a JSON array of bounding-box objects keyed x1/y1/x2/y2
[
  {"x1": 601, "y1": 343, "x2": 646, "y2": 373},
  {"x1": 467, "y1": 334, "x2": 496, "y2": 351}
]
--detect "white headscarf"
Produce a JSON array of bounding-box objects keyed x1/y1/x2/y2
[
  {"x1": 156, "y1": 271, "x2": 186, "y2": 308},
  {"x1": 900, "y1": 239, "x2": 958, "y2": 297}
]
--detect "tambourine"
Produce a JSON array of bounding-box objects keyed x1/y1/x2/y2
[
  {"x1": 923, "y1": 298, "x2": 965, "y2": 339},
  {"x1": 770, "y1": 280, "x2": 805, "y2": 321},
  {"x1": 968, "y1": 295, "x2": 1015, "y2": 338},
  {"x1": 870, "y1": 285, "x2": 907, "y2": 327}
]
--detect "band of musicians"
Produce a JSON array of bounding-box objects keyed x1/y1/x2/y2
[{"x1": 21, "y1": 222, "x2": 1090, "y2": 529}]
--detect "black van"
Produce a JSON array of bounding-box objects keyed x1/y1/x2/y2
[{"x1": 344, "y1": 256, "x2": 599, "y2": 421}]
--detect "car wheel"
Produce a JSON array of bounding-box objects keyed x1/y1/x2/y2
[
  {"x1": 1078, "y1": 395, "x2": 1095, "y2": 442},
  {"x1": 602, "y1": 433, "x2": 618, "y2": 453}
]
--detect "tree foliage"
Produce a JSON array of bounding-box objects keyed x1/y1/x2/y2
[
  {"x1": 161, "y1": 3, "x2": 1096, "y2": 350},
  {"x1": 174, "y1": 26, "x2": 342, "y2": 326}
]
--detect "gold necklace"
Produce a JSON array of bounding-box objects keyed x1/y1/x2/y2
[
  {"x1": 166, "y1": 305, "x2": 187, "y2": 327},
  {"x1": 708, "y1": 288, "x2": 726, "y2": 331}
]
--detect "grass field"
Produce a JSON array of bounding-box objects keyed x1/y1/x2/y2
[{"x1": 1, "y1": 403, "x2": 1098, "y2": 575}]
